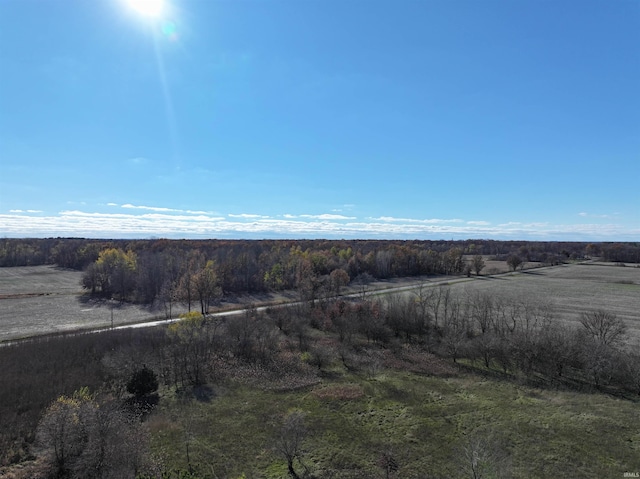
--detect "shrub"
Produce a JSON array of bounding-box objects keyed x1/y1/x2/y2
[{"x1": 127, "y1": 366, "x2": 159, "y2": 398}]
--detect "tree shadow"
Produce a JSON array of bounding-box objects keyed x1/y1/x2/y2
[
  {"x1": 457, "y1": 362, "x2": 640, "y2": 403},
  {"x1": 75, "y1": 294, "x2": 159, "y2": 313},
  {"x1": 176, "y1": 384, "x2": 217, "y2": 403}
]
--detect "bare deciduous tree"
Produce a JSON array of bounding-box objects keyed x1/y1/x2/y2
[
  {"x1": 579, "y1": 310, "x2": 627, "y2": 346},
  {"x1": 617, "y1": 352, "x2": 640, "y2": 395},
  {"x1": 376, "y1": 446, "x2": 399, "y2": 479},
  {"x1": 581, "y1": 341, "x2": 617, "y2": 388},
  {"x1": 159, "y1": 278, "x2": 179, "y2": 319},
  {"x1": 472, "y1": 255, "x2": 486, "y2": 276},
  {"x1": 274, "y1": 410, "x2": 307, "y2": 479},
  {"x1": 353, "y1": 272, "x2": 374, "y2": 299},
  {"x1": 458, "y1": 434, "x2": 511, "y2": 479},
  {"x1": 506, "y1": 255, "x2": 523, "y2": 272}
]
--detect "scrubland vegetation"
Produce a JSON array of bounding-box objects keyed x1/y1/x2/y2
[{"x1": 1, "y1": 239, "x2": 639, "y2": 478}]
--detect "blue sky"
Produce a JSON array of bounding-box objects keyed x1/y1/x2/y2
[{"x1": 1, "y1": 0, "x2": 638, "y2": 240}]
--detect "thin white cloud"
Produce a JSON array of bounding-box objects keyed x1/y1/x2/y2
[
  {"x1": 498, "y1": 222, "x2": 522, "y2": 226},
  {"x1": 114, "y1": 203, "x2": 213, "y2": 215},
  {"x1": 60, "y1": 210, "x2": 225, "y2": 223},
  {"x1": 228, "y1": 213, "x2": 271, "y2": 219},
  {"x1": 371, "y1": 216, "x2": 464, "y2": 224},
  {"x1": 299, "y1": 214, "x2": 356, "y2": 220},
  {"x1": 121, "y1": 203, "x2": 177, "y2": 213},
  {"x1": 523, "y1": 222, "x2": 549, "y2": 228},
  {"x1": 467, "y1": 221, "x2": 490, "y2": 226},
  {"x1": 9, "y1": 209, "x2": 43, "y2": 213},
  {"x1": 1, "y1": 210, "x2": 638, "y2": 240},
  {"x1": 184, "y1": 209, "x2": 214, "y2": 215}
]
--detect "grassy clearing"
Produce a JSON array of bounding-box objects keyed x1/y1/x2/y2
[{"x1": 149, "y1": 362, "x2": 640, "y2": 479}]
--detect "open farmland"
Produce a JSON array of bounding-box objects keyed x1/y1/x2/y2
[
  {"x1": 0, "y1": 265, "x2": 82, "y2": 297},
  {"x1": 428, "y1": 262, "x2": 640, "y2": 343},
  {"x1": 0, "y1": 266, "x2": 171, "y2": 341}
]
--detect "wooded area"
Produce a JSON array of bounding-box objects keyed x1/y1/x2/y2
[{"x1": 2, "y1": 239, "x2": 638, "y2": 310}]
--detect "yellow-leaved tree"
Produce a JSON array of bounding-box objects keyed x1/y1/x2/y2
[
  {"x1": 82, "y1": 247, "x2": 137, "y2": 301},
  {"x1": 166, "y1": 311, "x2": 219, "y2": 387},
  {"x1": 37, "y1": 387, "x2": 150, "y2": 478},
  {"x1": 192, "y1": 260, "x2": 221, "y2": 315}
]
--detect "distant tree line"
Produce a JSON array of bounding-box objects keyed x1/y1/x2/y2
[
  {"x1": 3, "y1": 239, "x2": 638, "y2": 304},
  {"x1": 5, "y1": 237, "x2": 636, "y2": 269}
]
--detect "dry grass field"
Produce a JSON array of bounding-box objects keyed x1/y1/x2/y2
[
  {"x1": 0, "y1": 265, "x2": 82, "y2": 297},
  {"x1": 0, "y1": 266, "x2": 169, "y2": 342},
  {"x1": 441, "y1": 262, "x2": 640, "y2": 343}
]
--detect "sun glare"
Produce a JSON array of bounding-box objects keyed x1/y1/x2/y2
[{"x1": 127, "y1": 0, "x2": 164, "y2": 18}]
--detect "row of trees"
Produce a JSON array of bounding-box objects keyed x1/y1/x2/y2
[
  {"x1": 79, "y1": 244, "x2": 473, "y2": 306},
  {"x1": 81, "y1": 248, "x2": 222, "y2": 313},
  {"x1": 4, "y1": 237, "x2": 637, "y2": 269}
]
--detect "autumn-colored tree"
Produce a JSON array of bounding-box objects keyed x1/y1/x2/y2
[
  {"x1": 82, "y1": 248, "x2": 137, "y2": 300},
  {"x1": 167, "y1": 311, "x2": 218, "y2": 386},
  {"x1": 37, "y1": 387, "x2": 150, "y2": 478},
  {"x1": 192, "y1": 260, "x2": 221, "y2": 315},
  {"x1": 329, "y1": 268, "x2": 350, "y2": 296},
  {"x1": 264, "y1": 263, "x2": 286, "y2": 290}
]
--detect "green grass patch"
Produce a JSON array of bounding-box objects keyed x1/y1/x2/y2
[{"x1": 148, "y1": 366, "x2": 640, "y2": 478}]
